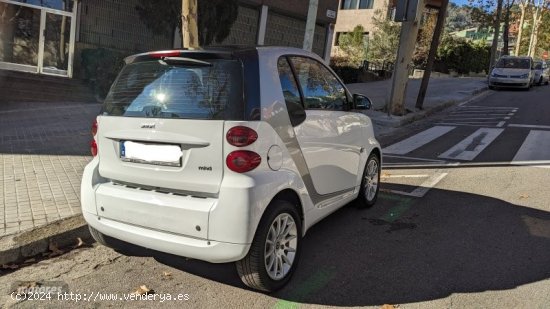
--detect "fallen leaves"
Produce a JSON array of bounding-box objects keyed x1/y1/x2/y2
[
  {"x1": 162, "y1": 271, "x2": 173, "y2": 280},
  {"x1": 73, "y1": 237, "x2": 86, "y2": 249},
  {"x1": 380, "y1": 305, "x2": 399, "y2": 309},
  {"x1": 133, "y1": 285, "x2": 155, "y2": 295},
  {"x1": 519, "y1": 194, "x2": 529, "y2": 199}
]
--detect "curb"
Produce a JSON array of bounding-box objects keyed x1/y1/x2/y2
[
  {"x1": 370, "y1": 85, "x2": 489, "y2": 128},
  {"x1": 0, "y1": 215, "x2": 92, "y2": 266}
]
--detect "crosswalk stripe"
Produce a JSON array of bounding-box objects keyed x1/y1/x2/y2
[
  {"x1": 513, "y1": 130, "x2": 550, "y2": 161},
  {"x1": 384, "y1": 126, "x2": 455, "y2": 155},
  {"x1": 438, "y1": 128, "x2": 504, "y2": 161}
]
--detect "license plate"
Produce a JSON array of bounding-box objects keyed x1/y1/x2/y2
[{"x1": 120, "y1": 141, "x2": 183, "y2": 167}]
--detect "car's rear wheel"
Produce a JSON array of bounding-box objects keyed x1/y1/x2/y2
[
  {"x1": 236, "y1": 200, "x2": 302, "y2": 292},
  {"x1": 356, "y1": 153, "x2": 380, "y2": 209}
]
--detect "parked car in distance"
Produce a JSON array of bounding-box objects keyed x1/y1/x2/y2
[
  {"x1": 81, "y1": 46, "x2": 382, "y2": 292},
  {"x1": 534, "y1": 60, "x2": 550, "y2": 85},
  {"x1": 489, "y1": 56, "x2": 535, "y2": 90}
]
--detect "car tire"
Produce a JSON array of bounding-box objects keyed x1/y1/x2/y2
[
  {"x1": 89, "y1": 226, "x2": 116, "y2": 248},
  {"x1": 356, "y1": 152, "x2": 381, "y2": 209},
  {"x1": 236, "y1": 200, "x2": 302, "y2": 292}
]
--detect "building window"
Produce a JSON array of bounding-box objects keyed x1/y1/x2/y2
[
  {"x1": 341, "y1": 0, "x2": 374, "y2": 10},
  {"x1": 340, "y1": 0, "x2": 358, "y2": 10},
  {"x1": 359, "y1": 0, "x2": 374, "y2": 9}
]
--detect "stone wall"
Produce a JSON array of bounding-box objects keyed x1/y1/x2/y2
[{"x1": 264, "y1": 12, "x2": 327, "y2": 56}]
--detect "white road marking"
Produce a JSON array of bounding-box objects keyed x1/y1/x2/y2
[
  {"x1": 382, "y1": 174, "x2": 430, "y2": 178},
  {"x1": 444, "y1": 117, "x2": 508, "y2": 120},
  {"x1": 465, "y1": 105, "x2": 518, "y2": 109},
  {"x1": 384, "y1": 126, "x2": 455, "y2": 155},
  {"x1": 384, "y1": 172, "x2": 448, "y2": 198},
  {"x1": 512, "y1": 130, "x2": 550, "y2": 161},
  {"x1": 497, "y1": 121, "x2": 506, "y2": 127},
  {"x1": 438, "y1": 128, "x2": 504, "y2": 161},
  {"x1": 436, "y1": 123, "x2": 500, "y2": 127},
  {"x1": 384, "y1": 154, "x2": 447, "y2": 162},
  {"x1": 509, "y1": 124, "x2": 550, "y2": 130}
]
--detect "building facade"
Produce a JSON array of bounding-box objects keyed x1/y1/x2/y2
[
  {"x1": 331, "y1": 0, "x2": 394, "y2": 58},
  {"x1": 0, "y1": 0, "x2": 338, "y2": 79}
]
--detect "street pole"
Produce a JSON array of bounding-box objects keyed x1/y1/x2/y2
[
  {"x1": 303, "y1": 0, "x2": 319, "y2": 52},
  {"x1": 488, "y1": 0, "x2": 503, "y2": 72},
  {"x1": 415, "y1": 0, "x2": 449, "y2": 110}
]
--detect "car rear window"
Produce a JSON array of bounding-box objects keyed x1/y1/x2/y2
[
  {"x1": 535, "y1": 63, "x2": 542, "y2": 70},
  {"x1": 101, "y1": 58, "x2": 244, "y2": 120}
]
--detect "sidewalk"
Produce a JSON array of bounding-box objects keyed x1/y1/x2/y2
[
  {"x1": 0, "y1": 77, "x2": 488, "y2": 264},
  {"x1": 346, "y1": 77, "x2": 488, "y2": 134}
]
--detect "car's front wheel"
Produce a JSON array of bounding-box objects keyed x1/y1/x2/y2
[
  {"x1": 236, "y1": 200, "x2": 302, "y2": 292},
  {"x1": 356, "y1": 153, "x2": 381, "y2": 209}
]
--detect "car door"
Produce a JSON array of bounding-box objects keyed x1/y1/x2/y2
[{"x1": 284, "y1": 56, "x2": 364, "y2": 196}]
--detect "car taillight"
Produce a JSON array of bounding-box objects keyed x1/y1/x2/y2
[
  {"x1": 226, "y1": 151, "x2": 261, "y2": 173},
  {"x1": 226, "y1": 126, "x2": 258, "y2": 147},
  {"x1": 148, "y1": 50, "x2": 182, "y2": 58},
  {"x1": 90, "y1": 140, "x2": 98, "y2": 157},
  {"x1": 91, "y1": 119, "x2": 98, "y2": 157}
]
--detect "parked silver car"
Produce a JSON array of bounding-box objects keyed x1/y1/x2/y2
[
  {"x1": 489, "y1": 56, "x2": 535, "y2": 90},
  {"x1": 534, "y1": 60, "x2": 550, "y2": 85}
]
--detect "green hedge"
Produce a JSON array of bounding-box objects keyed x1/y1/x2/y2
[
  {"x1": 437, "y1": 36, "x2": 490, "y2": 74},
  {"x1": 81, "y1": 48, "x2": 126, "y2": 99}
]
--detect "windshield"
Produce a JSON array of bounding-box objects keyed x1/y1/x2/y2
[
  {"x1": 102, "y1": 59, "x2": 244, "y2": 120},
  {"x1": 534, "y1": 62, "x2": 543, "y2": 70},
  {"x1": 495, "y1": 58, "x2": 531, "y2": 69}
]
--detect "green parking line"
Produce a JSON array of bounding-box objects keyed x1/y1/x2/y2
[{"x1": 273, "y1": 269, "x2": 335, "y2": 309}]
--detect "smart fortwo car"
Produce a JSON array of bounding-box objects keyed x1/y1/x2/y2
[{"x1": 81, "y1": 46, "x2": 382, "y2": 292}]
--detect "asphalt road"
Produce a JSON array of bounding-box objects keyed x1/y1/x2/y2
[{"x1": 1, "y1": 86, "x2": 550, "y2": 308}]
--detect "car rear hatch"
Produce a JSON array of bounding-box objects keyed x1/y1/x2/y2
[{"x1": 94, "y1": 51, "x2": 245, "y2": 235}]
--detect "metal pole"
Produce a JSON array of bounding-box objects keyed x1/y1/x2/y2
[{"x1": 415, "y1": 0, "x2": 448, "y2": 110}]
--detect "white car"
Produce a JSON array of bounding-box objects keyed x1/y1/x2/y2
[
  {"x1": 81, "y1": 47, "x2": 382, "y2": 292},
  {"x1": 489, "y1": 56, "x2": 535, "y2": 90},
  {"x1": 534, "y1": 60, "x2": 550, "y2": 85}
]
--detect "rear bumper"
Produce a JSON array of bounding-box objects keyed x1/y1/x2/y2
[
  {"x1": 81, "y1": 158, "x2": 274, "y2": 263},
  {"x1": 83, "y1": 211, "x2": 250, "y2": 263}
]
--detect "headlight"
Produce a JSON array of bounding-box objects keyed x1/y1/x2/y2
[
  {"x1": 520, "y1": 73, "x2": 529, "y2": 78},
  {"x1": 491, "y1": 72, "x2": 497, "y2": 77}
]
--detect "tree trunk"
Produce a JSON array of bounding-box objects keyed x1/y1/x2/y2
[
  {"x1": 529, "y1": 13, "x2": 543, "y2": 57},
  {"x1": 489, "y1": 0, "x2": 503, "y2": 71},
  {"x1": 181, "y1": 0, "x2": 199, "y2": 49},
  {"x1": 502, "y1": 4, "x2": 511, "y2": 56},
  {"x1": 514, "y1": 3, "x2": 527, "y2": 56},
  {"x1": 528, "y1": 6, "x2": 540, "y2": 57}
]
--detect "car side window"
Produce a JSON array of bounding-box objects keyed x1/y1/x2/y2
[
  {"x1": 277, "y1": 57, "x2": 306, "y2": 126},
  {"x1": 289, "y1": 56, "x2": 348, "y2": 111}
]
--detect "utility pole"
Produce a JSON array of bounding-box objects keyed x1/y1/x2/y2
[
  {"x1": 387, "y1": 0, "x2": 426, "y2": 116},
  {"x1": 416, "y1": 0, "x2": 449, "y2": 110},
  {"x1": 182, "y1": 0, "x2": 199, "y2": 49},
  {"x1": 303, "y1": 0, "x2": 319, "y2": 51}
]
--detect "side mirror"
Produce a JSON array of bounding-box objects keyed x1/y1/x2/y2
[{"x1": 353, "y1": 94, "x2": 372, "y2": 110}]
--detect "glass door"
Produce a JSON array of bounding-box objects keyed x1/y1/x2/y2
[{"x1": 39, "y1": 11, "x2": 72, "y2": 76}]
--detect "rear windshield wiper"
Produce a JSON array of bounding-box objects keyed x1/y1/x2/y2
[{"x1": 160, "y1": 57, "x2": 213, "y2": 67}]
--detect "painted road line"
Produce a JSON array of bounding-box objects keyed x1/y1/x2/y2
[
  {"x1": 383, "y1": 171, "x2": 448, "y2": 198},
  {"x1": 438, "y1": 128, "x2": 504, "y2": 161},
  {"x1": 444, "y1": 117, "x2": 508, "y2": 120},
  {"x1": 382, "y1": 174, "x2": 430, "y2": 178},
  {"x1": 465, "y1": 105, "x2": 519, "y2": 109},
  {"x1": 384, "y1": 126, "x2": 455, "y2": 155},
  {"x1": 383, "y1": 160, "x2": 550, "y2": 169},
  {"x1": 497, "y1": 121, "x2": 506, "y2": 127},
  {"x1": 436, "y1": 123, "x2": 500, "y2": 127},
  {"x1": 384, "y1": 154, "x2": 447, "y2": 162},
  {"x1": 513, "y1": 130, "x2": 550, "y2": 162},
  {"x1": 509, "y1": 124, "x2": 550, "y2": 130}
]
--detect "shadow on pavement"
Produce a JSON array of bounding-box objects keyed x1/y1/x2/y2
[{"x1": 113, "y1": 184, "x2": 550, "y2": 306}]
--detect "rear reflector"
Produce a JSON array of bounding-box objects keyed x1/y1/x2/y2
[
  {"x1": 226, "y1": 151, "x2": 261, "y2": 173},
  {"x1": 226, "y1": 126, "x2": 258, "y2": 147}
]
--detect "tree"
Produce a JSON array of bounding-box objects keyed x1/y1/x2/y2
[
  {"x1": 367, "y1": 9, "x2": 401, "y2": 64},
  {"x1": 414, "y1": 9, "x2": 438, "y2": 67},
  {"x1": 501, "y1": 0, "x2": 516, "y2": 55},
  {"x1": 135, "y1": 0, "x2": 239, "y2": 47},
  {"x1": 515, "y1": 0, "x2": 531, "y2": 55},
  {"x1": 446, "y1": 3, "x2": 477, "y2": 32},
  {"x1": 527, "y1": 0, "x2": 550, "y2": 57},
  {"x1": 469, "y1": 0, "x2": 504, "y2": 70},
  {"x1": 337, "y1": 25, "x2": 368, "y2": 67}
]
